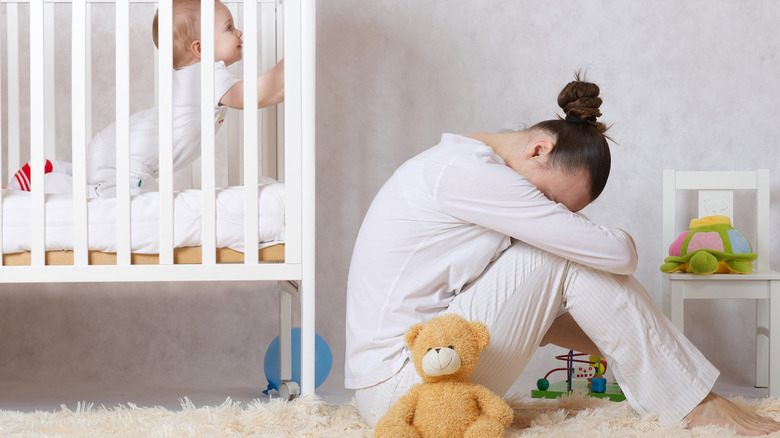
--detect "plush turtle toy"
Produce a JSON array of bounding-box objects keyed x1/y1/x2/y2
[{"x1": 660, "y1": 215, "x2": 757, "y2": 275}]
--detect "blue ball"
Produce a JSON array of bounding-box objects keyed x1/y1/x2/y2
[{"x1": 263, "y1": 328, "x2": 332, "y2": 393}]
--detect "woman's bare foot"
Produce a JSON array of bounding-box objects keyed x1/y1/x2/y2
[{"x1": 685, "y1": 392, "x2": 780, "y2": 436}]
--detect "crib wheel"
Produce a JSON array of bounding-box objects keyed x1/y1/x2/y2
[{"x1": 279, "y1": 381, "x2": 300, "y2": 400}]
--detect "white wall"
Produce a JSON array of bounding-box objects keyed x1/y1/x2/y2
[
  {"x1": 315, "y1": 0, "x2": 780, "y2": 392},
  {"x1": 1, "y1": 0, "x2": 779, "y2": 398}
]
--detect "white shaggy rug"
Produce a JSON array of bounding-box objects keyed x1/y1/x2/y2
[{"x1": 1, "y1": 393, "x2": 779, "y2": 437}]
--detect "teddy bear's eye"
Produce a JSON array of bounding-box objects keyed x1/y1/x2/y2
[
  {"x1": 427, "y1": 348, "x2": 432, "y2": 352},
  {"x1": 448, "y1": 345, "x2": 454, "y2": 350}
]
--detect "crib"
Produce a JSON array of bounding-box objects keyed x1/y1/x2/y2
[{"x1": 0, "y1": 0, "x2": 315, "y2": 398}]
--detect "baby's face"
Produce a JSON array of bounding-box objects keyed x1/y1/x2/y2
[{"x1": 214, "y1": 1, "x2": 242, "y2": 66}]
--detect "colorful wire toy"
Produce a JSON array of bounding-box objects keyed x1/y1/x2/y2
[{"x1": 536, "y1": 350, "x2": 607, "y2": 393}]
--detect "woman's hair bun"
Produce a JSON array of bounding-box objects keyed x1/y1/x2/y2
[
  {"x1": 557, "y1": 72, "x2": 607, "y2": 133},
  {"x1": 530, "y1": 72, "x2": 613, "y2": 202}
]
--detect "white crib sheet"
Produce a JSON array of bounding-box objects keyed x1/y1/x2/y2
[{"x1": 1, "y1": 178, "x2": 285, "y2": 254}]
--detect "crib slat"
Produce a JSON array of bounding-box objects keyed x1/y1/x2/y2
[
  {"x1": 274, "y1": 2, "x2": 284, "y2": 181},
  {"x1": 243, "y1": 0, "x2": 259, "y2": 265},
  {"x1": 261, "y1": 2, "x2": 276, "y2": 179},
  {"x1": 72, "y1": 0, "x2": 88, "y2": 265},
  {"x1": 201, "y1": 0, "x2": 216, "y2": 265},
  {"x1": 227, "y1": 109, "x2": 241, "y2": 186},
  {"x1": 6, "y1": 3, "x2": 20, "y2": 179},
  {"x1": 115, "y1": 0, "x2": 131, "y2": 265},
  {"x1": 30, "y1": 0, "x2": 46, "y2": 266},
  {"x1": 153, "y1": 28, "x2": 158, "y2": 106},
  {"x1": 226, "y1": 2, "x2": 240, "y2": 188},
  {"x1": 0, "y1": 4, "x2": 4, "y2": 266},
  {"x1": 300, "y1": 0, "x2": 317, "y2": 396},
  {"x1": 85, "y1": 3, "x2": 93, "y2": 142},
  {"x1": 158, "y1": 0, "x2": 174, "y2": 265},
  {"x1": 283, "y1": 0, "x2": 301, "y2": 266},
  {"x1": 44, "y1": 3, "x2": 55, "y2": 159}
]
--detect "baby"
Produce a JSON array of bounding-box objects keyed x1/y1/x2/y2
[{"x1": 10, "y1": 0, "x2": 284, "y2": 197}]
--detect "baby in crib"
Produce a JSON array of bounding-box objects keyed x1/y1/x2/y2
[{"x1": 9, "y1": 0, "x2": 284, "y2": 197}]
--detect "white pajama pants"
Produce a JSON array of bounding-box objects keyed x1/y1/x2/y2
[{"x1": 355, "y1": 240, "x2": 719, "y2": 426}]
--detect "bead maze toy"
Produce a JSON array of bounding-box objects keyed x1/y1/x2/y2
[{"x1": 531, "y1": 350, "x2": 625, "y2": 402}]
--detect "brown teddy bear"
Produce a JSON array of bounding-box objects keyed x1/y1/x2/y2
[{"x1": 374, "y1": 314, "x2": 514, "y2": 437}]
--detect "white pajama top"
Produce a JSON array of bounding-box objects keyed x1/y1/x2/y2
[{"x1": 344, "y1": 133, "x2": 638, "y2": 389}]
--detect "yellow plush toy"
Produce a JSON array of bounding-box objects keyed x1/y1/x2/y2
[{"x1": 373, "y1": 314, "x2": 514, "y2": 438}]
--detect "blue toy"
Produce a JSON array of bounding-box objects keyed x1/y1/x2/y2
[
  {"x1": 263, "y1": 328, "x2": 332, "y2": 395},
  {"x1": 590, "y1": 377, "x2": 607, "y2": 393}
]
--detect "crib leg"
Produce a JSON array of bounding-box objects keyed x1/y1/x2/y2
[{"x1": 278, "y1": 280, "x2": 300, "y2": 400}]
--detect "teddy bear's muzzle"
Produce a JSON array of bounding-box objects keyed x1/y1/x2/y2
[{"x1": 421, "y1": 347, "x2": 462, "y2": 376}]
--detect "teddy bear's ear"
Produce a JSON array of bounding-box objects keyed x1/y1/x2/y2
[
  {"x1": 469, "y1": 321, "x2": 490, "y2": 351},
  {"x1": 405, "y1": 323, "x2": 425, "y2": 349}
]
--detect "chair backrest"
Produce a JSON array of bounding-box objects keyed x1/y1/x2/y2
[{"x1": 662, "y1": 170, "x2": 771, "y2": 271}]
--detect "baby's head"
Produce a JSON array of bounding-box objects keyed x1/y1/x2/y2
[
  {"x1": 153, "y1": 0, "x2": 242, "y2": 69},
  {"x1": 153, "y1": 0, "x2": 201, "y2": 69}
]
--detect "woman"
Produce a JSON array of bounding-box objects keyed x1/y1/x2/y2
[{"x1": 345, "y1": 75, "x2": 780, "y2": 435}]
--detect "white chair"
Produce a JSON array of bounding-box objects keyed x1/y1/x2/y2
[{"x1": 661, "y1": 170, "x2": 779, "y2": 397}]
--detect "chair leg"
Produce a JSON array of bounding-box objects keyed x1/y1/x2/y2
[
  {"x1": 770, "y1": 281, "x2": 779, "y2": 398},
  {"x1": 756, "y1": 298, "x2": 769, "y2": 388},
  {"x1": 662, "y1": 276, "x2": 671, "y2": 318},
  {"x1": 669, "y1": 281, "x2": 685, "y2": 332}
]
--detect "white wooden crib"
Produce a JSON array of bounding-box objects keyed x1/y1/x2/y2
[{"x1": 0, "y1": 0, "x2": 315, "y2": 398}]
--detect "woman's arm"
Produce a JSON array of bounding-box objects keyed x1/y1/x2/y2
[
  {"x1": 219, "y1": 59, "x2": 284, "y2": 109},
  {"x1": 431, "y1": 152, "x2": 638, "y2": 275}
]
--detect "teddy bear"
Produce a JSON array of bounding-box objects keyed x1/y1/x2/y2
[{"x1": 373, "y1": 314, "x2": 514, "y2": 438}]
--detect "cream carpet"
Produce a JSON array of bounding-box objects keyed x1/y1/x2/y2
[{"x1": 1, "y1": 393, "x2": 779, "y2": 437}]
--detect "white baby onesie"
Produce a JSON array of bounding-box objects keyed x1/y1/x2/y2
[{"x1": 85, "y1": 60, "x2": 240, "y2": 197}]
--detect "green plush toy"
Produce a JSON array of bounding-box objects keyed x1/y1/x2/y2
[{"x1": 660, "y1": 215, "x2": 757, "y2": 275}]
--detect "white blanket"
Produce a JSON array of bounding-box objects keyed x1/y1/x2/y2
[{"x1": 1, "y1": 178, "x2": 285, "y2": 254}]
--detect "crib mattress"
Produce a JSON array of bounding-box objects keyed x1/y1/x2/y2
[{"x1": 1, "y1": 178, "x2": 285, "y2": 257}]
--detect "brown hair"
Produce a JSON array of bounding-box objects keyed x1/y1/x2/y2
[
  {"x1": 152, "y1": 0, "x2": 202, "y2": 69},
  {"x1": 531, "y1": 72, "x2": 612, "y2": 202}
]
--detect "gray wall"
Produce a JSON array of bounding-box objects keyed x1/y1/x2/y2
[{"x1": 1, "y1": 0, "x2": 779, "y2": 397}]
